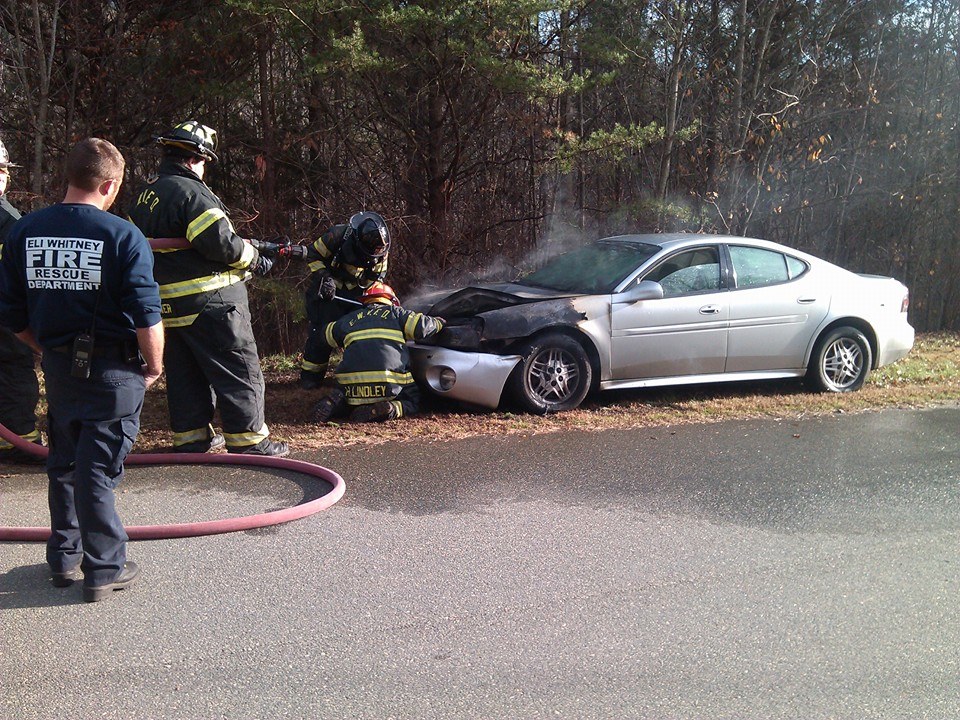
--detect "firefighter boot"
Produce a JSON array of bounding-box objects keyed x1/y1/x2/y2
[
  {"x1": 349, "y1": 401, "x2": 399, "y2": 424},
  {"x1": 313, "y1": 388, "x2": 346, "y2": 423},
  {"x1": 228, "y1": 438, "x2": 291, "y2": 457},
  {"x1": 300, "y1": 371, "x2": 325, "y2": 390},
  {"x1": 176, "y1": 431, "x2": 226, "y2": 454}
]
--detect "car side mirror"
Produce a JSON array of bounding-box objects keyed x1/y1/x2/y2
[{"x1": 614, "y1": 280, "x2": 664, "y2": 303}]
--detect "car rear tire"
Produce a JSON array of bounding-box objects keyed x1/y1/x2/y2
[
  {"x1": 508, "y1": 333, "x2": 592, "y2": 414},
  {"x1": 806, "y1": 326, "x2": 873, "y2": 393}
]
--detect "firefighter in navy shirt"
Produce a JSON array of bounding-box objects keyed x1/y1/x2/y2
[
  {"x1": 313, "y1": 282, "x2": 443, "y2": 423},
  {"x1": 128, "y1": 121, "x2": 288, "y2": 456},
  {"x1": 0, "y1": 138, "x2": 164, "y2": 602}
]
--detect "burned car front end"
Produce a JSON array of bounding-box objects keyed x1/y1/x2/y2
[{"x1": 409, "y1": 285, "x2": 591, "y2": 408}]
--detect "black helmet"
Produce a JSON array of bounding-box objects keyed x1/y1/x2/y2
[
  {"x1": 348, "y1": 211, "x2": 390, "y2": 260},
  {"x1": 156, "y1": 120, "x2": 219, "y2": 162},
  {"x1": 0, "y1": 138, "x2": 17, "y2": 169}
]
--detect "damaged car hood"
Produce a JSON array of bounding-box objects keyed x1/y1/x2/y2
[
  {"x1": 425, "y1": 283, "x2": 592, "y2": 350},
  {"x1": 427, "y1": 283, "x2": 579, "y2": 318}
]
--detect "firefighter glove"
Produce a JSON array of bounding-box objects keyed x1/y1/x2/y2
[
  {"x1": 317, "y1": 274, "x2": 337, "y2": 301},
  {"x1": 250, "y1": 238, "x2": 281, "y2": 258},
  {"x1": 253, "y1": 254, "x2": 274, "y2": 276}
]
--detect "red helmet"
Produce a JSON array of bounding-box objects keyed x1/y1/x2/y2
[{"x1": 362, "y1": 282, "x2": 399, "y2": 306}]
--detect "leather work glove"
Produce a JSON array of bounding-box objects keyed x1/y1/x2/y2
[
  {"x1": 317, "y1": 274, "x2": 337, "y2": 301},
  {"x1": 253, "y1": 254, "x2": 274, "y2": 276}
]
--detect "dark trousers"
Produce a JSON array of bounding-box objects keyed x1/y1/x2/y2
[
  {"x1": 0, "y1": 326, "x2": 39, "y2": 441},
  {"x1": 165, "y1": 290, "x2": 267, "y2": 450},
  {"x1": 301, "y1": 289, "x2": 363, "y2": 376},
  {"x1": 41, "y1": 349, "x2": 144, "y2": 586}
]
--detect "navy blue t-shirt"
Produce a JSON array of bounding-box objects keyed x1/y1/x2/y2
[{"x1": 0, "y1": 203, "x2": 161, "y2": 349}]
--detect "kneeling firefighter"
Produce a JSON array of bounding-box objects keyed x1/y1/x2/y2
[
  {"x1": 314, "y1": 282, "x2": 444, "y2": 423},
  {"x1": 127, "y1": 120, "x2": 289, "y2": 456},
  {"x1": 300, "y1": 212, "x2": 390, "y2": 389}
]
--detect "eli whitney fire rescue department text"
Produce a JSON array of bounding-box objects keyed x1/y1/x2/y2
[{"x1": 25, "y1": 236, "x2": 103, "y2": 290}]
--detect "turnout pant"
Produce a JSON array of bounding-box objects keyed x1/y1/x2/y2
[
  {"x1": 165, "y1": 289, "x2": 268, "y2": 450},
  {"x1": 42, "y1": 348, "x2": 144, "y2": 586},
  {"x1": 0, "y1": 326, "x2": 40, "y2": 446},
  {"x1": 301, "y1": 288, "x2": 363, "y2": 378}
]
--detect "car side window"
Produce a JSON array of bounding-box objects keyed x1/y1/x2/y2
[
  {"x1": 643, "y1": 248, "x2": 721, "y2": 298},
  {"x1": 729, "y1": 246, "x2": 800, "y2": 288}
]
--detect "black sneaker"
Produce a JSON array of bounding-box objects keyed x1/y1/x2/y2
[
  {"x1": 349, "y1": 401, "x2": 399, "y2": 423},
  {"x1": 228, "y1": 438, "x2": 290, "y2": 457},
  {"x1": 83, "y1": 561, "x2": 140, "y2": 603},
  {"x1": 175, "y1": 433, "x2": 226, "y2": 454}
]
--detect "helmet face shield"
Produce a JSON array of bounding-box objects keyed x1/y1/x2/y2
[
  {"x1": 358, "y1": 220, "x2": 388, "y2": 258},
  {"x1": 348, "y1": 211, "x2": 390, "y2": 261}
]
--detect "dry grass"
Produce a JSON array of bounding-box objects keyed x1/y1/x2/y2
[{"x1": 126, "y1": 332, "x2": 960, "y2": 452}]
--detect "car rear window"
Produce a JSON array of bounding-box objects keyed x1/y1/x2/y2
[{"x1": 520, "y1": 241, "x2": 661, "y2": 293}]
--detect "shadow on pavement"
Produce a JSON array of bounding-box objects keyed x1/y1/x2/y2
[{"x1": 0, "y1": 562, "x2": 82, "y2": 609}]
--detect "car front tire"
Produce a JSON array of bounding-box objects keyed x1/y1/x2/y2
[
  {"x1": 508, "y1": 333, "x2": 592, "y2": 414},
  {"x1": 806, "y1": 326, "x2": 873, "y2": 393}
]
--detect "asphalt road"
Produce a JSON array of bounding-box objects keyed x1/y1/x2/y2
[{"x1": 1, "y1": 405, "x2": 958, "y2": 719}]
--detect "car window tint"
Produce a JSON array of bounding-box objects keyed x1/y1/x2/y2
[
  {"x1": 521, "y1": 241, "x2": 660, "y2": 293},
  {"x1": 643, "y1": 247, "x2": 721, "y2": 297},
  {"x1": 729, "y1": 246, "x2": 791, "y2": 288}
]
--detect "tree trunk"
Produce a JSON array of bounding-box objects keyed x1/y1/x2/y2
[{"x1": 257, "y1": 22, "x2": 277, "y2": 231}]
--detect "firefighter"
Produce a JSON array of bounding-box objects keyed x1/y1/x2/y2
[
  {"x1": 300, "y1": 211, "x2": 390, "y2": 389},
  {"x1": 313, "y1": 282, "x2": 444, "y2": 423},
  {"x1": 0, "y1": 136, "x2": 43, "y2": 463},
  {"x1": 127, "y1": 121, "x2": 289, "y2": 456},
  {"x1": 0, "y1": 137, "x2": 164, "y2": 601}
]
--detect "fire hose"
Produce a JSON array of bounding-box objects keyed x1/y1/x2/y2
[
  {"x1": 0, "y1": 422, "x2": 345, "y2": 542},
  {"x1": 149, "y1": 236, "x2": 310, "y2": 260},
  {"x1": 0, "y1": 235, "x2": 344, "y2": 542}
]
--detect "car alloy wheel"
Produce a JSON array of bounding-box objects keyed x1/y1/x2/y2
[
  {"x1": 509, "y1": 332, "x2": 592, "y2": 413},
  {"x1": 530, "y1": 347, "x2": 579, "y2": 403},
  {"x1": 807, "y1": 326, "x2": 872, "y2": 393}
]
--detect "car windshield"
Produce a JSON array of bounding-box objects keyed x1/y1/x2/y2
[{"x1": 519, "y1": 241, "x2": 660, "y2": 293}]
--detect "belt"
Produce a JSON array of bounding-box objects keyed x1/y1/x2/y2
[{"x1": 50, "y1": 340, "x2": 140, "y2": 364}]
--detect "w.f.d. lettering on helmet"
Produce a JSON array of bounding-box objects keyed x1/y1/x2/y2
[
  {"x1": 155, "y1": 121, "x2": 219, "y2": 163},
  {"x1": 361, "y1": 281, "x2": 400, "y2": 306}
]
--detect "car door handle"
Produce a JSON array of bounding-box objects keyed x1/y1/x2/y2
[
  {"x1": 797, "y1": 296, "x2": 817, "y2": 304},
  {"x1": 699, "y1": 305, "x2": 721, "y2": 315}
]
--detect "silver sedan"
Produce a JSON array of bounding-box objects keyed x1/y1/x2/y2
[{"x1": 410, "y1": 233, "x2": 915, "y2": 413}]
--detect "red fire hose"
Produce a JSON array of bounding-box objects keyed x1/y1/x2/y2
[{"x1": 0, "y1": 423, "x2": 345, "y2": 542}]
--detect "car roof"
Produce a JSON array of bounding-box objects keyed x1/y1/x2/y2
[{"x1": 598, "y1": 232, "x2": 805, "y2": 256}]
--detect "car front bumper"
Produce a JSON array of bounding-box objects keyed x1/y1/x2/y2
[{"x1": 409, "y1": 345, "x2": 522, "y2": 409}]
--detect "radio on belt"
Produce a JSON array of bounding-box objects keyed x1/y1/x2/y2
[{"x1": 71, "y1": 332, "x2": 95, "y2": 379}]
